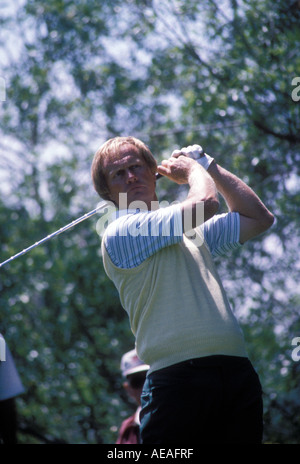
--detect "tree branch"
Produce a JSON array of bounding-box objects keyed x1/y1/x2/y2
[{"x1": 253, "y1": 119, "x2": 300, "y2": 143}]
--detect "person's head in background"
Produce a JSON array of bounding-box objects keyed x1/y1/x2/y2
[{"x1": 120, "y1": 348, "x2": 149, "y2": 405}]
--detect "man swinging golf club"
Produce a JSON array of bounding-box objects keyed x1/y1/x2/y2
[{"x1": 91, "y1": 136, "x2": 274, "y2": 444}]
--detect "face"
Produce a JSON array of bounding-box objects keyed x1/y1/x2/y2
[
  {"x1": 124, "y1": 372, "x2": 147, "y2": 406},
  {"x1": 104, "y1": 144, "x2": 158, "y2": 209}
]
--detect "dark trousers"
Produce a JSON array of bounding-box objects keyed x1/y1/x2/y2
[
  {"x1": 140, "y1": 355, "x2": 263, "y2": 444},
  {"x1": 0, "y1": 398, "x2": 17, "y2": 444}
]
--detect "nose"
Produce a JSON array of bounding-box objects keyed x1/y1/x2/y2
[{"x1": 126, "y1": 169, "x2": 137, "y2": 183}]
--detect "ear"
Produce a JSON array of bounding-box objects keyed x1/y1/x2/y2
[{"x1": 123, "y1": 381, "x2": 129, "y2": 392}]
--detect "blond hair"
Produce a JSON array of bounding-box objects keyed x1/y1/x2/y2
[{"x1": 91, "y1": 136, "x2": 157, "y2": 201}]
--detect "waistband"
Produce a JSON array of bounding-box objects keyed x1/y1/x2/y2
[{"x1": 147, "y1": 355, "x2": 250, "y2": 377}]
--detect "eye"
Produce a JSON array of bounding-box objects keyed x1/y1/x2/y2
[{"x1": 115, "y1": 169, "x2": 124, "y2": 177}]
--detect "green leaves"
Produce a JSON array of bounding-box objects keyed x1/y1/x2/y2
[{"x1": 0, "y1": 0, "x2": 300, "y2": 444}]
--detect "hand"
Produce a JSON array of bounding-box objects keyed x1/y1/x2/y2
[
  {"x1": 171, "y1": 144, "x2": 204, "y2": 160},
  {"x1": 157, "y1": 155, "x2": 198, "y2": 184}
]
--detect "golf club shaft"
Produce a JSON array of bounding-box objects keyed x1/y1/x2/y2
[
  {"x1": 0, "y1": 153, "x2": 201, "y2": 268},
  {"x1": 0, "y1": 173, "x2": 165, "y2": 268},
  {"x1": 0, "y1": 201, "x2": 108, "y2": 268}
]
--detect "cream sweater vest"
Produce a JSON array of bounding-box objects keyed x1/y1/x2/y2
[{"x1": 102, "y1": 226, "x2": 247, "y2": 374}]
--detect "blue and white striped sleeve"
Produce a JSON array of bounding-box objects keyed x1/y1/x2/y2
[
  {"x1": 201, "y1": 212, "x2": 242, "y2": 257},
  {"x1": 103, "y1": 204, "x2": 183, "y2": 269}
]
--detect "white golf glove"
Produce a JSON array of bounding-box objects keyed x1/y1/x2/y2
[{"x1": 172, "y1": 144, "x2": 214, "y2": 171}]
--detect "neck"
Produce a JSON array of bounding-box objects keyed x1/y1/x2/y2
[{"x1": 117, "y1": 193, "x2": 159, "y2": 211}]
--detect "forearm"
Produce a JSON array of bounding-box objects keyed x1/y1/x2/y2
[
  {"x1": 208, "y1": 162, "x2": 260, "y2": 214},
  {"x1": 157, "y1": 156, "x2": 219, "y2": 230},
  {"x1": 181, "y1": 163, "x2": 219, "y2": 229},
  {"x1": 207, "y1": 161, "x2": 274, "y2": 242}
]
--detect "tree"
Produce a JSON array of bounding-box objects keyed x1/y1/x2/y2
[
  {"x1": 0, "y1": 0, "x2": 139, "y2": 444},
  {"x1": 0, "y1": 0, "x2": 299, "y2": 443}
]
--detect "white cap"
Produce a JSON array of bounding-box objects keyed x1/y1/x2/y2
[{"x1": 120, "y1": 348, "x2": 149, "y2": 377}]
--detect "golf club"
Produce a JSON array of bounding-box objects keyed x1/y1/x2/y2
[
  {"x1": 0, "y1": 145, "x2": 204, "y2": 268},
  {"x1": 0, "y1": 201, "x2": 108, "y2": 268}
]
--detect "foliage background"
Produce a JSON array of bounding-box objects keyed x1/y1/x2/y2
[{"x1": 0, "y1": 0, "x2": 299, "y2": 443}]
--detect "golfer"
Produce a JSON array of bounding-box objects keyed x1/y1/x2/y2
[{"x1": 91, "y1": 136, "x2": 274, "y2": 444}]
